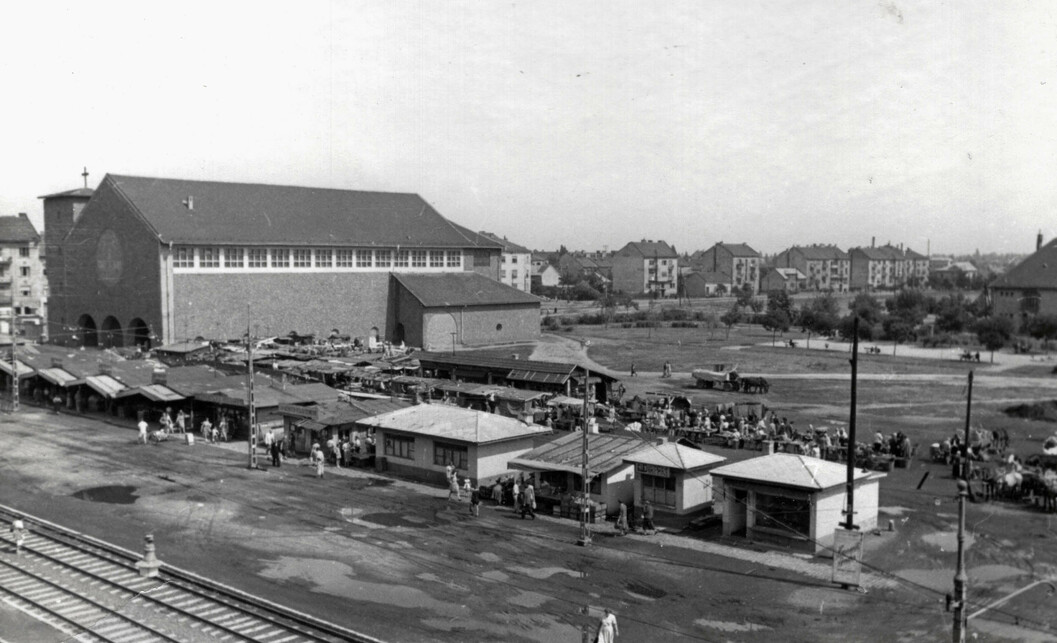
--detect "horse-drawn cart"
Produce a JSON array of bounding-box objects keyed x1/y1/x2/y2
[{"x1": 692, "y1": 364, "x2": 740, "y2": 391}]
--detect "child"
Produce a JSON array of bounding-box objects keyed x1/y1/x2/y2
[{"x1": 10, "y1": 518, "x2": 27, "y2": 555}]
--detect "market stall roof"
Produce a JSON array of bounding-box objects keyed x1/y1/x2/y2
[
  {"x1": 154, "y1": 341, "x2": 211, "y2": 355},
  {"x1": 493, "y1": 388, "x2": 549, "y2": 402},
  {"x1": 356, "y1": 405, "x2": 549, "y2": 445},
  {"x1": 546, "y1": 396, "x2": 586, "y2": 407},
  {"x1": 127, "y1": 384, "x2": 186, "y2": 403},
  {"x1": 710, "y1": 454, "x2": 883, "y2": 492},
  {"x1": 36, "y1": 367, "x2": 85, "y2": 387},
  {"x1": 510, "y1": 433, "x2": 649, "y2": 476},
  {"x1": 623, "y1": 441, "x2": 726, "y2": 472},
  {"x1": 85, "y1": 374, "x2": 129, "y2": 398},
  {"x1": 0, "y1": 359, "x2": 37, "y2": 380}
]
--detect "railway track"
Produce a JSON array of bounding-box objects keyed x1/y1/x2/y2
[{"x1": 0, "y1": 505, "x2": 383, "y2": 643}]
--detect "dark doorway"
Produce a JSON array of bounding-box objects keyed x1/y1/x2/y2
[
  {"x1": 100, "y1": 316, "x2": 123, "y2": 348},
  {"x1": 76, "y1": 314, "x2": 98, "y2": 348},
  {"x1": 129, "y1": 318, "x2": 152, "y2": 349}
]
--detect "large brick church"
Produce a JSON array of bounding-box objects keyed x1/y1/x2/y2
[{"x1": 43, "y1": 174, "x2": 540, "y2": 349}]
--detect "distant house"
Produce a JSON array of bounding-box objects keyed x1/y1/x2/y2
[
  {"x1": 711, "y1": 454, "x2": 884, "y2": 554},
  {"x1": 477, "y1": 231, "x2": 532, "y2": 292},
  {"x1": 760, "y1": 267, "x2": 805, "y2": 294},
  {"x1": 0, "y1": 213, "x2": 48, "y2": 339},
  {"x1": 611, "y1": 240, "x2": 679, "y2": 297},
  {"x1": 990, "y1": 234, "x2": 1057, "y2": 332},
  {"x1": 773, "y1": 245, "x2": 849, "y2": 292},
  {"x1": 691, "y1": 243, "x2": 761, "y2": 294},
  {"x1": 531, "y1": 254, "x2": 561, "y2": 288},
  {"x1": 358, "y1": 404, "x2": 551, "y2": 486}
]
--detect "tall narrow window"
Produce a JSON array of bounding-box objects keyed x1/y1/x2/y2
[
  {"x1": 248, "y1": 248, "x2": 267, "y2": 268},
  {"x1": 271, "y1": 248, "x2": 290, "y2": 268},
  {"x1": 315, "y1": 249, "x2": 333, "y2": 268},
  {"x1": 224, "y1": 248, "x2": 244, "y2": 268}
]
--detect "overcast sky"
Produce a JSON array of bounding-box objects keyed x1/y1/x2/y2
[{"x1": 2, "y1": 1, "x2": 1053, "y2": 256}]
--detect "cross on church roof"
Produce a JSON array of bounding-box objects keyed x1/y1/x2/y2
[{"x1": 82, "y1": 166, "x2": 89, "y2": 189}]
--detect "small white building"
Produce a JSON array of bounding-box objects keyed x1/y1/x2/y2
[
  {"x1": 710, "y1": 454, "x2": 884, "y2": 554},
  {"x1": 358, "y1": 405, "x2": 551, "y2": 486},
  {"x1": 622, "y1": 438, "x2": 726, "y2": 516}
]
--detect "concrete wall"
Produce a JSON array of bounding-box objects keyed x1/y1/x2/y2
[
  {"x1": 679, "y1": 471, "x2": 713, "y2": 512},
  {"x1": 610, "y1": 254, "x2": 645, "y2": 295},
  {"x1": 602, "y1": 463, "x2": 636, "y2": 511},
  {"x1": 173, "y1": 271, "x2": 391, "y2": 342},
  {"x1": 420, "y1": 304, "x2": 540, "y2": 349},
  {"x1": 49, "y1": 182, "x2": 165, "y2": 347},
  {"x1": 476, "y1": 438, "x2": 538, "y2": 485}
]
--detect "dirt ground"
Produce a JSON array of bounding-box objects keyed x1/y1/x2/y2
[{"x1": 2, "y1": 328, "x2": 1057, "y2": 642}]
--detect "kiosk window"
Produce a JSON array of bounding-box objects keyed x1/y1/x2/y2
[
  {"x1": 754, "y1": 492, "x2": 810, "y2": 536},
  {"x1": 641, "y1": 474, "x2": 676, "y2": 507},
  {"x1": 433, "y1": 442, "x2": 468, "y2": 470},
  {"x1": 384, "y1": 436, "x2": 414, "y2": 460}
]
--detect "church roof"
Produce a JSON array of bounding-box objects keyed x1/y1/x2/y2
[
  {"x1": 992, "y1": 239, "x2": 1057, "y2": 290},
  {"x1": 97, "y1": 174, "x2": 502, "y2": 248}
]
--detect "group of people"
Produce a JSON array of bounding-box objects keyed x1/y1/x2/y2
[
  {"x1": 614, "y1": 499, "x2": 656, "y2": 536},
  {"x1": 445, "y1": 464, "x2": 481, "y2": 516}
]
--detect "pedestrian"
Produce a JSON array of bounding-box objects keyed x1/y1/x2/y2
[
  {"x1": 175, "y1": 409, "x2": 186, "y2": 434},
  {"x1": 522, "y1": 483, "x2": 536, "y2": 520},
  {"x1": 264, "y1": 428, "x2": 273, "y2": 452},
  {"x1": 341, "y1": 438, "x2": 351, "y2": 467},
  {"x1": 10, "y1": 518, "x2": 27, "y2": 555},
  {"x1": 312, "y1": 443, "x2": 325, "y2": 478},
  {"x1": 448, "y1": 475, "x2": 462, "y2": 501},
  {"x1": 630, "y1": 363, "x2": 637, "y2": 377},
  {"x1": 616, "y1": 500, "x2": 629, "y2": 536},
  {"x1": 470, "y1": 486, "x2": 480, "y2": 517},
  {"x1": 445, "y1": 462, "x2": 455, "y2": 482},
  {"x1": 332, "y1": 440, "x2": 343, "y2": 468},
  {"x1": 463, "y1": 476, "x2": 472, "y2": 496},
  {"x1": 52, "y1": 393, "x2": 63, "y2": 414},
  {"x1": 211, "y1": 423, "x2": 219, "y2": 444},
  {"x1": 137, "y1": 418, "x2": 149, "y2": 445},
  {"x1": 270, "y1": 438, "x2": 281, "y2": 467},
  {"x1": 642, "y1": 500, "x2": 656, "y2": 535},
  {"x1": 512, "y1": 479, "x2": 521, "y2": 512},
  {"x1": 218, "y1": 416, "x2": 228, "y2": 442},
  {"x1": 596, "y1": 608, "x2": 619, "y2": 643},
  {"x1": 201, "y1": 418, "x2": 212, "y2": 443}
]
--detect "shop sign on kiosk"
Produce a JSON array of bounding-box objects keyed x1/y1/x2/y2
[
  {"x1": 831, "y1": 528, "x2": 864, "y2": 587},
  {"x1": 635, "y1": 463, "x2": 670, "y2": 478}
]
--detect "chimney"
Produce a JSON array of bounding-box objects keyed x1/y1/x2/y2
[
  {"x1": 1038, "y1": 230, "x2": 1044, "y2": 251},
  {"x1": 183, "y1": 196, "x2": 194, "y2": 210},
  {"x1": 871, "y1": 237, "x2": 875, "y2": 248},
  {"x1": 655, "y1": 437, "x2": 667, "y2": 446},
  {"x1": 18, "y1": 212, "x2": 28, "y2": 220}
]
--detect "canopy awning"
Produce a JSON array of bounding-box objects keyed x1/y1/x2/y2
[
  {"x1": 506, "y1": 368, "x2": 571, "y2": 385},
  {"x1": 0, "y1": 359, "x2": 35, "y2": 380},
  {"x1": 135, "y1": 384, "x2": 186, "y2": 403},
  {"x1": 37, "y1": 367, "x2": 84, "y2": 387},
  {"x1": 547, "y1": 396, "x2": 586, "y2": 407},
  {"x1": 85, "y1": 375, "x2": 129, "y2": 398}
]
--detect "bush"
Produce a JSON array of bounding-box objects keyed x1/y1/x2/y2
[
  {"x1": 542, "y1": 316, "x2": 562, "y2": 331},
  {"x1": 634, "y1": 321, "x2": 660, "y2": 328},
  {"x1": 661, "y1": 308, "x2": 690, "y2": 321},
  {"x1": 670, "y1": 321, "x2": 700, "y2": 328}
]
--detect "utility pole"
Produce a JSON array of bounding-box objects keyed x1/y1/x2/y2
[
  {"x1": 577, "y1": 366, "x2": 592, "y2": 546},
  {"x1": 844, "y1": 316, "x2": 859, "y2": 530},
  {"x1": 952, "y1": 370, "x2": 973, "y2": 642},
  {"x1": 9, "y1": 335, "x2": 18, "y2": 412},
  {"x1": 246, "y1": 314, "x2": 258, "y2": 470}
]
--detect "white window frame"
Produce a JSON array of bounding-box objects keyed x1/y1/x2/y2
[
  {"x1": 248, "y1": 248, "x2": 267, "y2": 268},
  {"x1": 224, "y1": 248, "x2": 244, "y2": 268},
  {"x1": 271, "y1": 248, "x2": 290, "y2": 268}
]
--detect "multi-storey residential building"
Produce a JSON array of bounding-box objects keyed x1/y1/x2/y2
[
  {"x1": 610, "y1": 240, "x2": 678, "y2": 297},
  {"x1": 773, "y1": 245, "x2": 850, "y2": 292},
  {"x1": 990, "y1": 234, "x2": 1057, "y2": 332},
  {"x1": 0, "y1": 214, "x2": 48, "y2": 338},
  {"x1": 44, "y1": 174, "x2": 540, "y2": 350},
  {"x1": 690, "y1": 242, "x2": 761, "y2": 294},
  {"x1": 849, "y1": 246, "x2": 898, "y2": 290},
  {"x1": 904, "y1": 248, "x2": 930, "y2": 285},
  {"x1": 477, "y1": 231, "x2": 532, "y2": 292}
]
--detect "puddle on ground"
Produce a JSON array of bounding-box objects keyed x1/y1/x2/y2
[
  {"x1": 921, "y1": 530, "x2": 975, "y2": 551},
  {"x1": 509, "y1": 590, "x2": 550, "y2": 608},
  {"x1": 478, "y1": 552, "x2": 501, "y2": 563},
  {"x1": 421, "y1": 615, "x2": 580, "y2": 643},
  {"x1": 625, "y1": 580, "x2": 667, "y2": 599},
  {"x1": 348, "y1": 478, "x2": 395, "y2": 490},
  {"x1": 71, "y1": 485, "x2": 138, "y2": 504},
  {"x1": 695, "y1": 619, "x2": 772, "y2": 633},
  {"x1": 258, "y1": 556, "x2": 463, "y2": 615},
  {"x1": 894, "y1": 568, "x2": 952, "y2": 593},
  {"x1": 509, "y1": 565, "x2": 580, "y2": 580},
  {"x1": 482, "y1": 570, "x2": 509, "y2": 582},
  {"x1": 358, "y1": 513, "x2": 433, "y2": 528},
  {"x1": 971, "y1": 564, "x2": 1029, "y2": 583},
  {"x1": 879, "y1": 506, "x2": 913, "y2": 516}
]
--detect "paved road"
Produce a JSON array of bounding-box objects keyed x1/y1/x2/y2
[{"x1": 0, "y1": 409, "x2": 899, "y2": 643}]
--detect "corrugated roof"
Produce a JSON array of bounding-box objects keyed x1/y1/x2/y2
[
  {"x1": 0, "y1": 216, "x2": 40, "y2": 243},
  {"x1": 93, "y1": 174, "x2": 500, "y2": 247},
  {"x1": 511, "y1": 432, "x2": 649, "y2": 476},
  {"x1": 393, "y1": 272, "x2": 541, "y2": 307},
  {"x1": 356, "y1": 405, "x2": 550, "y2": 444},
  {"x1": 85, "y1": 375, "x2": 129, "y2": 398},
  {"x1": 623, "y1": 441, "x2": 726, "y2": 471},
  {"x1": 710, "y1": 453, "x2": 879, "y2": 491},
  {"x1": 417, "y1": 352, "x2": 577, "y2": 375},
  {"x1": 992, "y1": 239, "x2": 1057, "y2": 290}
]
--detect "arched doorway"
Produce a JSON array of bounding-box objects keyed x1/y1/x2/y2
[
  {"x1": 393, "y1": 323, "x2": 406, "y2": 345},
  {"x1": 100, "y1": 316, "x2": 123, "y2": 348},
  {"x1": 76, "y1": 314, "x2": 98, "y2": 348},
  {"x1": 129, "y1": 318, "x2": 152, "y2": 349},
  {"x1": 369, "y1": 326, "x2": 380, "y2": 350}
]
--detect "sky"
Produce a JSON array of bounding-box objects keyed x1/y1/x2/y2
[{"x1": 2, "y1": 1, "x2": 1055, "y2": 256}]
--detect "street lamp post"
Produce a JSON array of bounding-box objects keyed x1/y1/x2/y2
[
  {"x1": 246, "y1": 315, "x2": 258, "y2": 470},
  {"x1": 577, "y1": 366, "x2": 592, "y2": 547}
]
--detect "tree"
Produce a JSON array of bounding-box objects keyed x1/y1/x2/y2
[
  {"x1": 975, "y1": 316, "x2": 1013, "y2": 363},
  {"x1": 766, "y1": 290, "x2": 796, "y2": 321},
  {"x1": 885, "y1": 288, "x2": 931, "y2": 327},
  {"x1": 800, "y1": 293, "x2": 840, "y2": 336},
  {"x1": 849, "y1": 293, "x2": 884, "y2": 326},
  {"x1": 838, "y1": 314, "x2": 876, "y2": 341},
  {"x1": 935, "y1": 293, "x2": 972, "y2": 333},
  {"x1": 1027, "y1": 314, "x2": 1057, "y2": 342},
  {"x1": 882, "y1": 317, "x2": 916, "y2": 354},
  {"x1": 762, "y1": 309, "x2": 791, "y2": 346},
  {"x1": 720, "y1": 304, "x2": 741, "y2": 339},
  {"x1": 735, "y1": 283, "x2": 756, "y2": 309}
]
